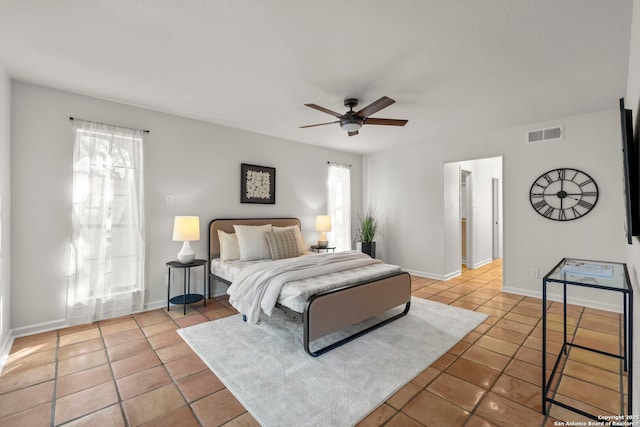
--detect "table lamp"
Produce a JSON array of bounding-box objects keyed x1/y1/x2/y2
[
  {"x1": 315, "y1": 215, "x2": 332, "y2": 248},
  {"x1": 173, "y1": 216, "x2": 200, "y2": 263}
]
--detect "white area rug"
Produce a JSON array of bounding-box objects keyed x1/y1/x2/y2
[{"x1": 178, "y1": 297, "x2": 487, "y2": 427}]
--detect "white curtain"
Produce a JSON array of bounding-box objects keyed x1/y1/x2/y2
[
  {"x1": 328, "y1": 163, "x2": 351, "y2": 251},
  {"x1": 67, "y1": 120, "x2": 145, "y2": 325}
]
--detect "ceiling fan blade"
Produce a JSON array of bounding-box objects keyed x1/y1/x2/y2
[
  {"x1": 299, "y1": 120, "x2": 340, "y2": 128},
  {"x1": 348, "y1": 130, "x2": 359, "y2": 137},
  {"x1": 365, "y1": 118, "x2": 408, "y2": 126},
  {"x1": 356, "y1": 96, "x2": 395, "y2": 118},
  {"x1": 304, "y1": 104, "x2": 343, "y2": 118}
]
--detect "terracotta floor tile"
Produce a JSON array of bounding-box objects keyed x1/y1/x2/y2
[
  {"x1": 103, "y1": 328, "x2": 146, "y2": 348},
  {"x1": 475, "y1": 335, "x2": 519, "y2": 357},
  {"x1": 427, "y1": 373, "x2": 486, "y2": 411},
  {"x1": 548, "y1": 393, "x2": 617, "y2": 421},
  {"x1": 403, "y1": 390, "x2": 470, "y2": 427},
  {"x1": 387, "y1": 382, "x2": 422, "y2": 409},
  {"x1": 464, "y1": 415, "x2": 498, "y2": 427},
  {"x1": 107, "y1": 338, "x2": 152, "y2": 362},
  {"x1": 59, "y1": 328, "x2": 102, "y2": 347},
  {"x1": 147, "y1": 329, "x2": 184, "y2": 349},
  {"x1": 475, "y1": 306, "x2": 508, "y2": 318},
  {"x1": 57, "y1": 349, "x2": 108, "y2": 377},
  {"x1": 567, "y1": 347, "x2": 620, "y2": 372},
  {"x1": 63, "y1": 404, "x2": 125, "y2": 427},
  {"x1": 356, "y1": 403, "x2": 397, "y2": 426},
  {"x1": 562, "y1": 359, "x2": 623, "y2": 392},
  {"x1": 57, "y1": 338, "x2": 104, "y2": 360},
  {"x1": 122, "y1": 384, "x2": 186, "y2": 426},
  {"x1": 140, "y1": 405, "x2": 200, "y2": 427},
  {"x1": 556, "y1": 375, "x2": 622, "y2": 414},
  {"x1": 219, "y1": 412, "x2": 260, "y2": 427},
  {"x1": 495, "y1": 318, "x2": 536, "y2": 335},
  {"x1": 175, "y1": 313, "x2": 209, "y2": 328},
  {"x1": 445, "y1": 358, "x2": 500, "y2": 389},
  {"x1": 56, "y1": 364, "x2": 113, "y2": 397},
  {"x1": 155, "y1": 342, "x2": 194, "y2": 364},
  {"x1": 4, "y1": 348, "x2": 56, "y2": 370},
  {"x1": 134, "y1": 310, "x2": 172, "y2": 327},
  {"x1": 164, "y1": 354, "x2": 208, "y2": 381},
  {"x1": 142, "y1": 320, "x2": 178, "y2": 338},
  {"x1": 503, "y1": 359, "x2": 541, "y2": 386},
  {"x1": 177, "y1": 370, "x2": 225, "y2": 403},
  {"x1": 0, "y1": 362, "x2": 55, "y2": 394},
  {"x1": 0, "y1": 380, "x2": 53, "y2": 418},
  {"x1": 116, "y1": 365, "x2": 170, "y2": 401},
  {"x1": 461, "y1": 345, "x2": 510, "y2": 372},
  {"x1": 491, "y1": 374, "x2": 542, "y2": 411},
  {"x1": 578, "y1": 318, "x2": 620, "y2": 335},
  {"x1": 410, "y1": 366, "x2": 441, "y2": 388},
  {"x1": 10, "y1": 332, "x2": 57, "y2": 354},
  {"x1": 111, "y1": 350, "x2": 162, "y2": 379},
  {"x1": 191, "y1": 389, "x2": 246, "y2": 426},
  {"x1": 0, "y1": 401, "x2": 51, "y2": 427},
  {"x1": 485, "y1": 326, "x2": 528, "y2": 345},
  {"x1": 100, "y1": 319, "x2": 140, "y2": 336},
  {"x1": 385, "y1": 412, "x2": 424, "y2": 427},
  {"x1": 475, "y1": 392, "x2": 545, "y2": 427},
  {"x1": 54, "y1": 381, "x2": 118, "y2": 425}
]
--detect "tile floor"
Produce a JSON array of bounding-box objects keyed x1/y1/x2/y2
[{"x1": 0, "y1": 259, "x2": 629, "y2": 426}]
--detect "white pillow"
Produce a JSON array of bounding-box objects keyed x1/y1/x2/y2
[
  {"x1": 217, "y1": 230, "x2": 240, "y2": 261},
  {"x1": 273, "y1": 225, "x2": 306, "y2": 255},
  {"x1": 233, "y1": 224, "x2": 273, "y2": 261}
]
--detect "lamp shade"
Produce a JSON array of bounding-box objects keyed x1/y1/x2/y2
[
  {"x1": 172, "y1": 216, "x2": 200, "y2": 241},
  {"x1": 315, "y1": 215, "x2": 332, "y2": 232}
]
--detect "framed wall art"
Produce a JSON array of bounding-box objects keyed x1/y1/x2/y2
[{"x1": 240, "y1": 163, "x2": 276, "y2": 204}]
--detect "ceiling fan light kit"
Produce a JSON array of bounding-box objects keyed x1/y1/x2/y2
[{"x1": 301, "y1": 96, "x2": 408, "y2": 137}]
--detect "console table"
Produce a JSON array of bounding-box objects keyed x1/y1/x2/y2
[{"x1": 542, "y1": 258, "x2": 633, "y2": 419}]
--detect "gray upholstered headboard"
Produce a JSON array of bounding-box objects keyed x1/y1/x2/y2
[{"x1": 208, "y1": 218, "x2": 301, "y2": 260}]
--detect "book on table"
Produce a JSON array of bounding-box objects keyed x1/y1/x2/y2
[{"x1": 560, "y1": 260, "x2": 613, "y2": 278}]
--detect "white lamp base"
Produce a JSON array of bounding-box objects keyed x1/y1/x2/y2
[
  {"x1": 177, "y1": 241, "x2": 196, "y2": 264},
  {"x1": 317, "y1": 232, "x2": 328, "y2": 248}
]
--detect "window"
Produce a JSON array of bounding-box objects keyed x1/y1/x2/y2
[
  {"x1": 67, "y1": 120, "x2": 145, "y2": 324},
  {"x1": 328, "y1": 163, "x2": 351, "y2": 251}
]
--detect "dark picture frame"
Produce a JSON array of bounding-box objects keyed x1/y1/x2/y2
[{"x1": 240, "y1": 163, "x2": 276, "y2": 204}]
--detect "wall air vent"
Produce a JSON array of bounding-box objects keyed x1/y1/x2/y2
[{"x1": 527, "y1": 125, "x2": 563, "y2": 144}]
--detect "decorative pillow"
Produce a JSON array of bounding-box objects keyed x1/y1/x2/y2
[
  {"x1": 217, "y1": 230, "x2": 240, "y2": 261},
  {"x1": 265, "y1": 228, "x2": 301, "y2": 260},
  {"x1": 233, "y1": 224, "x2": 273, "y2": 261},
  {"x1": 273, "y1": 225, "x2": 306, "y2": 255}
]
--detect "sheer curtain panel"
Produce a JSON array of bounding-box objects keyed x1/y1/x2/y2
[
  {"x1": 328, "y1": 163, "x2": 351, "y2": 251},
  {"x1": 67, "y1": 120, "x2": 145, "y2": 325}
]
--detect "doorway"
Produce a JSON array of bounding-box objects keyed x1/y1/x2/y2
[{"x1": 443, "y1": 156, "x2": 503, "y2": 278}]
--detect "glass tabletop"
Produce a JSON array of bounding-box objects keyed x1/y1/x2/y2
[{"x1": 544, "y1": 258, "x2": 630, "y2": 291}]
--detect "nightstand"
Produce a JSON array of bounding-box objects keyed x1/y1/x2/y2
[
  {"x1": 166, "y1": 259, "x2": 207, "y2": 315},
  {"x1": 310, "y1": 245, "x2": 336, "y2": 253}
]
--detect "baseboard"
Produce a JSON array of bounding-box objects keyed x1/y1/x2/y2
[
  {"x1": 11, "y1": 318, "x2": 69, "y2": 339},
  {"x1": 403, "y1": 269, "x2": 447, "y2": 281},
  {"x1": 471, "y1": 257, "x2": 493, "y2": 269},
  {"x1": 501, "y1": 285, "x2": 623, "y2": 313}
]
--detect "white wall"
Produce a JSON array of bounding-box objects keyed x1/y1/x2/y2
[
  {"x1": 10, "y1": 81, "x2": 362, "y2": 335},
  {"x1": 366, "y1": 108, "x2": 626, "y2": 311},
  {"x1": 0, "y1": 64, "x2": 11, "y2": 360},
  {"x1": 625, "y1": 0, "x2": 640, "y2": 416}
]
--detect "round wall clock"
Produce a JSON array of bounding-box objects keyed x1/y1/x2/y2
[{"x1": 529, "y1": 168, "x2": 599, "y2": 221}]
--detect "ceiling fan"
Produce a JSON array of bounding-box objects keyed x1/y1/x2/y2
[{"x1": 300, "y1": 96, "x2": 408, "y2": 136}]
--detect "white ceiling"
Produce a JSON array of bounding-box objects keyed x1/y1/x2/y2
[{"x1": 0, "y1": 1, "x2": 633, "y2": 154}]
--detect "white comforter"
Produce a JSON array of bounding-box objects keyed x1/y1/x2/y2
[{"x1": 228, "y1": 250, "x2": 381, "y2": 324}]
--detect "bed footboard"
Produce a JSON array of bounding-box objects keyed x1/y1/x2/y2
[{"x1": 303, "y1": 272, "x2": 411, "y2": 357}]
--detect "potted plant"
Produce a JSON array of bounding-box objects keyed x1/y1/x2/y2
[{"x1": 356, "y1": 206, "x2": 379, "y2": 258}]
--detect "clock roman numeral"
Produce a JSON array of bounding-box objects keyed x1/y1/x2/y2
[
  {"x1": 542, "y1": 173, "x2": 553, "y2": 184},
  {"x1": 530, "y1": 192, "x2": 544, "y2": 198},
  {"x1": 557, "y1": 169, "x2": 566, "y2": 180},
  {"x1": 571, "y1": 207, "x2": 581, "y2": 218},
  {"x1": 559, "y1": 210, "x2": 568, "y2": 220},
  {"x1": 577, "y1": 199, "x2": 594, "y2": 209},
  {"x1": 542, "y1": 206, "x2": 555, "y2": 218},
  {"x1": 533, "y1": 200, "x2": 547, "y2": 210},
  {"x1": 581, "y1": 191, "x2": 597, "y2": 197},
  {"x1": 578, "y1": 179, "x2": 593, "y2": 187}
]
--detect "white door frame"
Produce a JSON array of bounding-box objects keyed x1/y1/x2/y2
[
  {"x1": 492, "y1": 177, "x2": 500, "y2": 259},
  {"x1": 461, "y1": 169, "x2": 472, "y2": 268}
]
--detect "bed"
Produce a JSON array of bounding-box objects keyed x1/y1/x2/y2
[{"x1": 207, "y1": 218, "x2": 411, "y2": 356}]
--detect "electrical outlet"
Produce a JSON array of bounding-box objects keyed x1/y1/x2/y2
[{"x1": 530, "y1": 268, "x2": 539, "y2": 278}]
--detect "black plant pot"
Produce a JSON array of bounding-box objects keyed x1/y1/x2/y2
[{"x1": 361, "y1": 242, "x2": 376, "y2": 259}]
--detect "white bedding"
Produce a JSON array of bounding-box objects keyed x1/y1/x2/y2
[{"x1": 212, "y1": 251, "x2": 402, "y2": 323}]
